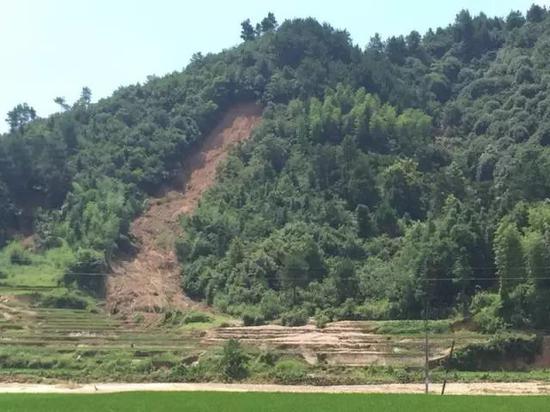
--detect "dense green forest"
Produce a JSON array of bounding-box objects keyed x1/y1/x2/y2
[{"x1": 3, "y1": 6, "x2": 550, "y2": 330}]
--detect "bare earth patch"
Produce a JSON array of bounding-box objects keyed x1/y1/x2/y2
[
  {"x1": 205, "y1": 321, "x2": 452, "y2": 367},
  {"x1": 106, "y1": 103, "x2": 262, "y2": 318}
]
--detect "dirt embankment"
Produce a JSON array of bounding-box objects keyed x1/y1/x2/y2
[{"x1": 106, "y1": 103, "x2": 263, "y2": 317}]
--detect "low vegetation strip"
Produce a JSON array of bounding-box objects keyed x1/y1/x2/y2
[{"x1": 1, "y1": 392, "x2": 550, "y2": 412}]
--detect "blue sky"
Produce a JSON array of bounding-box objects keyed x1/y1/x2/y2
[{"x1": 1, "y1": 0, "x2": 548, "y2": 132}]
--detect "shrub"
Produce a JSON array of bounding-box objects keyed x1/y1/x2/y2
[
  {"x1": 162, "y1": 310, "x2": 184, "y2": 325},
  {"x1": 502, "y1": 283, "x2": 535, "y2": 329},
  {"x1": 241, "y1": 308, "x2": 265, "y2": 326},
  {"x1": 470, "y1": 292, "x2": 506, "y2": 333},
  {"x1": 64, "y1": 248, "x2": 105, "y2": 296},
  {"x1": 357, "y1": 299, "x2": 393, "y2": 320},
  {"x1": 314, "y1": 308, "x2": 333, "y2": 328},
  {"x1": 451, "y1": 333, "x2": 542, "y2": 371},
  {"x1": 259, "y1": 291, "x2": 282, "y2": 320},
  {"x1": 8, "y1": 243, "x2": 32, "y2": 265},
  {"x1": 375, "y1": 319, "x2": 450, "y2": 334},
  {"x1": 393, "y1": 368, "x2": 416, "y2": 383},
  {"x1": 315, "y1": 312, "x2": 331, "y2": 329},
  {"x1": 257, "y1": 350, "x2": 279, "y2": 366},
  {"x1": 281, "y1": 308, "x2": 309, "y2": 326},
  {"x1": 219, "y1": 339, "x2": 248, "y2": 381},
  {"x1": 170, "y1": 360, "x2": 216, "y2": 383},
  {"x1": 163, "y1": 310, "x2": 212, "y2": 325},
  {"x1": 183, "y1": 311, "x2": 212, "y2": 324},
  {"x1": 175, "y1": 238, "x2": 192, "y2": 261},
  {"x1": 271, "y1": 359, "x2": 308, "y2": 384},
  {"x1": 335, "y1": 298, "x2": 360, "y2": 320},
  {"x1": 510, "y1": 125, "x2": 529, "y2": 142},
  {"x1": 467, "y1": 77, "x2": 510, "y2": 99},
  {"x1": 37, "y1": 291, "x2": 88, "y2": 309}
]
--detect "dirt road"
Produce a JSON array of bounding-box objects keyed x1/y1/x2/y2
[
  {"x1": 106, "y1": 103, "x2": 262, "y2": 317},
  {"x1": 1, "y1": 382, "x2": 550, "y2": 396}
]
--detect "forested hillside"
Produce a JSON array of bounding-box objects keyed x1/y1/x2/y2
[{"x1": 2, "y1": 6, "x2": 550, "y2": 331}]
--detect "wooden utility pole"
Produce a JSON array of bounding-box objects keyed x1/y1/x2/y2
[
  {"x1": 441, "y1": 340, "x2": 455, "y2": 395},
  {"x1": 424, "y1": 296, "x2": 429, "y2": 394}
]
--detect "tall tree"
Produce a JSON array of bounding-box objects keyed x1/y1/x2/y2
[
  {"x1": 366, "y1": 33, "x2": 384, "y2": 56},
  {"x1": 54, "y1": 97, "x2": 71, "y2": 111},
  {"x1": 526, "y1": 4, "x2": 546, "y2": 23},
  {"x1": 356, "y1": 204, "x2": 374, "y2": 238},
  {"x1": 260, "y1": 12, "x2": 278, "y2": 33},
  {"x1": 78, "y1": 87, "x2": 92, "y2": 106},
  {"x1": 494, "y1": 221, "x2": 525, "y2": 300},
  {"x1": 386, "y1": 36, "x2": 407, "y2": 65},
  {"x1": 240, "y1": 19, "x2": 256, "y2": 41},
  {"x1": 280, "y1": 252, "x2": 308, "y2": 303},
  {"x1": 506, "y1": 10, "x2": 526, "y2": 30},
  {"x1": 6, "y1": 103, "x2": 36, "y2": 132},
  {"x1": 406, "y1": 30, "x2": 422, "y2": 55}
]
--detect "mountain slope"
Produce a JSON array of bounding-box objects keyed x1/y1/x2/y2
[{"x1": 1, "y1": 7, "x2": 550, "y2": 333}]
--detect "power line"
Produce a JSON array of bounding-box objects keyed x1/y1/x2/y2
[
  {"x1": 5, "y1": 273, "x2": 550, "y2": 281},
  {"x1": 7, "y1": 259, "x2": 550, "y2": 272},
  {"x1": 7, "y1": 254, "x2": 550, "y2": 271}
]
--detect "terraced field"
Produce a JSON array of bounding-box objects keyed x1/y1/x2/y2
[
  {"x1": 205, "y1": 321, "x2": 484, "y2": 367},
  {"x1": 5, "y1": 288, "x2": 550, "y2": 386},
  {"x1": 0, "y1": 291, "x2": 218, "y2": 382},
  {"x1": 1, "y1": 289, "x2": 478, "y2": 381}
]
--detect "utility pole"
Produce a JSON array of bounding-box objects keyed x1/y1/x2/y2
[
  {"x1": 424, "y1": 295, "x2": 429, "y2": 394},
  {"x1": 441, "y1": 340, "x2": 455, "y2": 395}
]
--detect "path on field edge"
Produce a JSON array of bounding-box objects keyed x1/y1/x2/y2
[{"x1": 1, "y1": 382, "x2": 550, "y2": 396}]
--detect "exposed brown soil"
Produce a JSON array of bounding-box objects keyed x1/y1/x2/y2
[
  {"x1": 106, "y1": 103, "x2": 262, "y2": 317},
  {"x1": 0, "y1": 301, "x2": 36, "y2": 321}
]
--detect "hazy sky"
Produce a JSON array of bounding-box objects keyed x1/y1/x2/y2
[{"x1": 1, "y1": 0, "x2": 548, "y2": 132}]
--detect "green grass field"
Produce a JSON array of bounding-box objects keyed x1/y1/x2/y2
[
  {"x1": 0, "y1": 392, "x2": 548, "y2": 412},
  {"x1": 0, "y1": 242, "x2": 74, "y2": 288}
]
